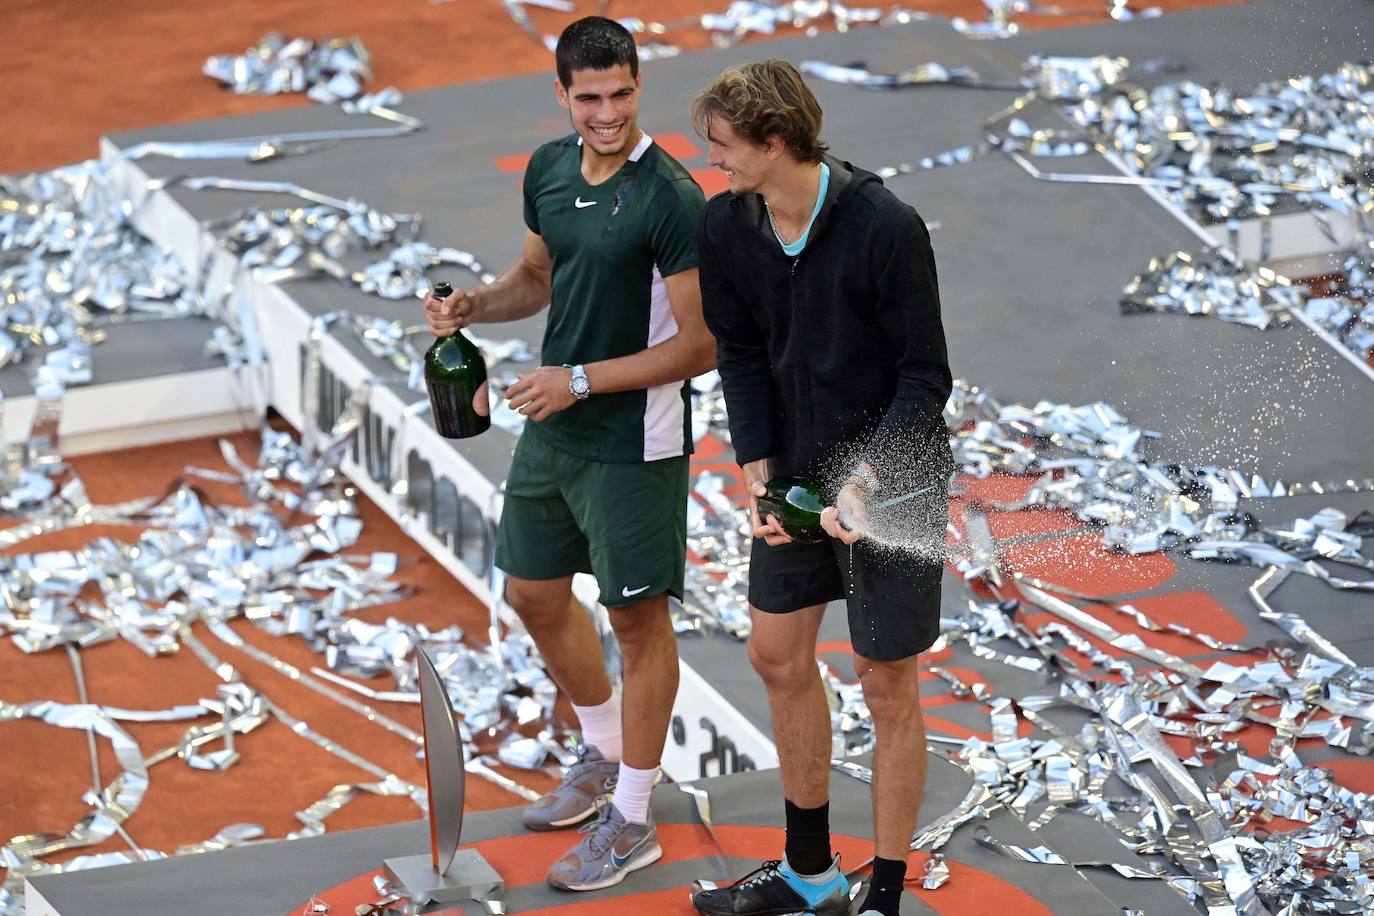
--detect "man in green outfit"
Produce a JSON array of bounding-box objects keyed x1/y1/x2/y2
[{"x1": 421, "y1": 16, "x2": 713, "y2": 893}]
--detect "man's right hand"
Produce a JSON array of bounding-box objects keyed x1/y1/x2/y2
[
  {"x1": 742, "y1": 457, "x2": 792, "y2": 546},
  {"x1": 424, "y1": 286, "x2": 475, "y2": 336}
]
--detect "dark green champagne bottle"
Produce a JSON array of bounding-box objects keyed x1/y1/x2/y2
[
  {"x1": 424, "y1": 281, "x2": 491, "y2": 439},
  {"x1": 756, "y1": 475, "x2": 826, "y2": 542}
]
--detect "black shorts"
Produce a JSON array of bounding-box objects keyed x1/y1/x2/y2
[{"x1": 748, "y1": 537, "x2": 942, "y2": 661}]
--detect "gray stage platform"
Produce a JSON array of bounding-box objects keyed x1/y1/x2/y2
[
  {"x1": 66, "y1": 0, "x2": 1374, "y2": 912},
  {"x1": 0, "y1": 318, "x2": 221, "y2": 400},
  {"x1": 28, "y1": 753, "x2": 1179, "y2": 915}
]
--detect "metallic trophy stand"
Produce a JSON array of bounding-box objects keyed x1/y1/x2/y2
[{"x1": 383, "y1": 646, "x2": 504, "y2": 907}]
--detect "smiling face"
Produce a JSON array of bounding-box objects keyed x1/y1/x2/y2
[
  {"x1": 555, "y1": 64, "x2": 641, "y2": 160},
  {"x1": 705, "y1": 114, "x2": 777, "y2": 197}
]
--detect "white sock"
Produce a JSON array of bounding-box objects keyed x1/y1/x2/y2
[
  {"x1": 611, "y1": 762, "x2": 658, "y2": 824},
  {"x1": 571, "y1": 693, "x2": 622, "y2": 761}
]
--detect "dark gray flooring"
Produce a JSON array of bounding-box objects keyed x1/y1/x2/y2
[{"x1": 30, "y1": 755, "x2": 1145, "y2": 915}]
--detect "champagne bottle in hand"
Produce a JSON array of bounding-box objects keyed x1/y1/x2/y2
[
  {"x1": 757, "y1": 476, "x2": 826, "y2": 542},
  {"x1": 424, "y1": 281, "x2": 491, "y2": 439}
]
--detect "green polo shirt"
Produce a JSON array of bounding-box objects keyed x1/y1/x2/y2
[{"x1": 522, "y1": 132, "x2": 704, "y2": 463}]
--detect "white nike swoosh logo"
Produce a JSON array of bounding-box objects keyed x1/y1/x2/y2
[
  {"x1": 621, "y1": 585, "x2": 651, "y2": 598},
  {"x1": 575, "y1": 197, "x2": 597, "y2": 208}
]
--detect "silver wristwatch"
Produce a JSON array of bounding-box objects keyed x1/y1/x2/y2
[{"x1": 567, "y1": 364, "x2": 591, "y2": 400}]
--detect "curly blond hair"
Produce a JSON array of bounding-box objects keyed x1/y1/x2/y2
[{"x1": 692, "y1": 60, "x2": 828, "y2": 163}]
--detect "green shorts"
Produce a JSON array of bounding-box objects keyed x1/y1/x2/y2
[{"x1": 494, "y1": 431, "x2": 688, "y2": 608}]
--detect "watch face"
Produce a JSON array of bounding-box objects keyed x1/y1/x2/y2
[{"x1": 572, "y1": 375, "x2": 590, "y2": 395}]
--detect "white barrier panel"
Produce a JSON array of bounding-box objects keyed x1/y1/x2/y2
[
  {"x1": 1, "y1": 365, "x2": 260, "y2": 457},
  {"x1": 23, "y1": 882, "x2": 59, "y2": 916}
]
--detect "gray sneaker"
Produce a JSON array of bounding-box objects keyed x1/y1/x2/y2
[
  {"x1": 547, "y1": 801, "x2": 662, "y2": 891},
  {"x1": 522, "y1": 744, "x2": 619, "y2": 831}
]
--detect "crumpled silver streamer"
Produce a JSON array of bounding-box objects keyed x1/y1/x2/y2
[
  {"x1": 1, "y1": 432, "x2": 405, "y2": 661},
  {"x1": 178, "y1": 626, "x2": 429, "y2": 830},
  {"x1": 1193, "y1": 507, "x2": 1374, "y2": 589},
  {"x1": 0, "y1": 700, "x2": 159, "y2": 899},
  {"x1": 996, "y1": 116, "x2": 1094, "y2": 158},
  {"x1": 320, "y1": 614, "x2": 558, "y2": 782},
  {"x1": 874, "y1": 144, "x2": 991, "y2": 179},
  {"x1": 612, "y1": 3, "x2": 926, "y2": 56},
  {"x1": 1063, "y1": 62, "x2": 1374, "y2": 225},
  {"x1": 198, "y1": 179, "x2": 421, "y2": 280},
  {"x1": 1304, "y1": 240, "x2": 1374, "y2": 362},
  {"x1": 698, "y1": 1, "x2": 894, "y2": 38},
  {"x1": 1122, "y1": 250, "x2": 1300, "y2": 330},
  {"x1": 953, "y1": 0, "x2": 1160, "y2": 40},
  {"x1": 827, "y1": 53, "x2": 1370, "y2": 370},
  {"x1": 636, "y1": 41, "x2": 683, "y2": 62},
  {"x1": 185, "y1": 180, "x2": 531, "y2": 379},
  {"x1": 362, "y1": 243, "x2": 497, "y2": 301},
  {"x1": 673, "y1": 370, "x2": 778, "y2": 639},
  {"x1": 1247, "y1": 568, "x2": 1363, "y2": 671},
  {"x1": 497, "y1": 0, "x2": 563, "y2": 53},
  {"x1": 799, "y1": 60, "x2": 1012, "y2": 91},
  {"x1": 853, "y1": 57, "x2": 1176, "y2": 182},
  {"x1": 983, "y1": 57, "x2": 1374, "y2": 366},
  {"x1": 178, "y1": 683, "x2": 266, "y2": 771},
  {"x1": 896, "y1": 558, "x2": 1374, "y2": 914},
  {"x1": 665, "y1": 369, "x2": 761, "y2": 638},
  {"x1": 204, "y1": 34, "x2": 381, "y2": 105},
  {"x1": 0, "y1": 389, "x2": 566, "y2": 902},
  {"x1": 805, "y1": 54, "x2": 1162, "y2": 96},
  {"x1": 0, "y1": 160, "x2": 216, "y2": 380},
  {"x1": 680, "y1": 469, "x2": 754, "y2": 639},
  {"x1": 1025, "y1": 54, "x2": 1131, "y2": 100},
  {"x1": 681, "y1": 782, "x2": 733, "y2": 879},
  {"x1": 921, "y1": 851, "x2": 950, "y2": 889},
  {"x1": 945, "y1": 379, "x2": 1374, "y2": 557},
  {"x1": 819, "y1": 660, "x2": 880, "y2": 756},
  {"x1": 951, "y1": 0, "x2": 1023, "y2": 39}
]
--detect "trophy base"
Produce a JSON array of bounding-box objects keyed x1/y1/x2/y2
[{"x1": 382, "y1": 849, "x2": 503, "y2": 906}]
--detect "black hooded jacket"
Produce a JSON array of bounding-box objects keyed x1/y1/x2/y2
[{"x1": 697, "y1": 155, "x2": 953, "y2": 488}]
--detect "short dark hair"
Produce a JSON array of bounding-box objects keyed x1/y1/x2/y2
[
  {"x1": 693, "y1": 60, "x2": 828, "y2": 164},
  {"x1": 555, "y1": 17, "x2": 639, "y2": 88}
]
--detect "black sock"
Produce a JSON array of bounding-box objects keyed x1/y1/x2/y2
[
  {"x1": 859, "y1": 856, "x2": 907, "y2": 915},
  {"x1": 783, "y1": 799, "x2": 832, "y2": 876}
]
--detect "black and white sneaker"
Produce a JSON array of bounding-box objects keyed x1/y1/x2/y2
[{"x1": 691, "y1": 855, "x2": 852, "y2": 915}]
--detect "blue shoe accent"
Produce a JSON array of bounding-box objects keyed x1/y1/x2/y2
[
  {"x1": 780, "y1": 856, "x2": 850, "y2": 908},
  {"x1": 691, "y1": 855, "x2": 853, "y2": 915}
]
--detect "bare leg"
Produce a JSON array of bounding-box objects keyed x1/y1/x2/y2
[
  {"x1": 506, "y1": 575, "x2": 613, "y2": 707},
  {"x1": 607, "y1": 594, "x2": 680, "y2": 769},
  {"x1": 749, "y1": 604, "x2": 830, "y2": 807},
  {"x1": 856, "y1": 654, "x2": 926, "y2": 861}
]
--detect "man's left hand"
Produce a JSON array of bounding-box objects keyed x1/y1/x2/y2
[
  {"x1": 821, "y1": 481, "x2": 868, "y2": 545},
  {"x1": 505, "y1": 366, "x2": 577, "y2": 421}
]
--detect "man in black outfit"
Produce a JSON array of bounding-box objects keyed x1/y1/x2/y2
[{"x1": 689, "y1": 60, "x2": 953, "y2": 916}]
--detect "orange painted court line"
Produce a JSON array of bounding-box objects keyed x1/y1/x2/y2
[
  {"x1": 294, "y1": 825, "x2": 1055, "y2": 915},
  {"x1": 493, "y1": 151, "x2": 534, "y2": 173}
]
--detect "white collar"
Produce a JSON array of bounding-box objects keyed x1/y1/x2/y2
[{"x1": 576, "y1": 131, "x2": 653, "y2": 162}]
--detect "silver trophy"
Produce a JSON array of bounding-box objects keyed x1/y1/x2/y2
[{"x1": 383, "y1": 646, "x2": 504, "y2": 907}]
